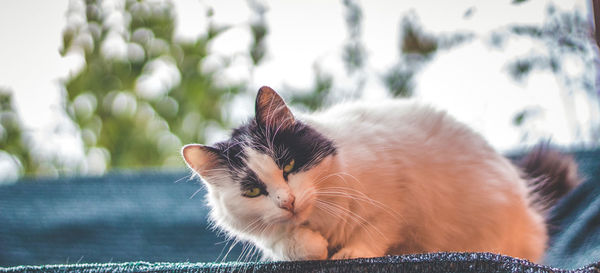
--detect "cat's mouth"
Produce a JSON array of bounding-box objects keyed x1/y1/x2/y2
[
  {"x1": 287, "y1": 213, "x2": 307, "y2": 227},
  {"x1": 271, "y1": 208, "x2": 306, "y2": 226},
  {"x1": 269, "y1": 196, "x2": 314, "y2": 226}
]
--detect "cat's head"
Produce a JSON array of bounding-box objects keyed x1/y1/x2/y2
[{"x1": 182, "y1": 86, "x2": 336, "y2": 234}]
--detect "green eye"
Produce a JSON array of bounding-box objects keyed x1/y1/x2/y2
[
  {"x1": 243, "y1": 187, "x2": 262, "y2": 198},
  {"x1": 283, "y1": 159, "x2": 295, "y2": 173}
]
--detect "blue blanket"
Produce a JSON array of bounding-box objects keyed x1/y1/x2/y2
[{"x1": 0, "y1": 150, "x2": 599, "y2": 272}]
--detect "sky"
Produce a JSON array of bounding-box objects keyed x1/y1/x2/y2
[{"x1": 0, "y1": 0, "x2": 597, "y2": 181}]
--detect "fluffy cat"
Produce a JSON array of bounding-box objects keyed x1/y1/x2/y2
[{"x1": 181, "y1": 86, "x2": 578, "y2": 262}]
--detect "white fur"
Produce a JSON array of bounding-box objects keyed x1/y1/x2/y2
[{"x1": 187, "y1": 98, "x2": 547, "y2": 262}]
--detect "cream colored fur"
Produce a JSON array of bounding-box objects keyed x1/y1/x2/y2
[{"x1": 184, "y1": 98, "x2": 547, "y2": 262}]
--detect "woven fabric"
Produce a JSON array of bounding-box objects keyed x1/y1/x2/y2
[{"x1": 1, "y1": 253, "x2": 599, "y2": 273}]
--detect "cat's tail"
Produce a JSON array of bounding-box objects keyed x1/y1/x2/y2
[{"x1": 519, "y1": 143, "x2": 581, "y2": 214}]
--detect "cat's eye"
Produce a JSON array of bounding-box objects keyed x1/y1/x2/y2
[
  {"x1": 283, "y1": 159, "x2": 295, "y2": 173},
  {"x1": 243, "y1": 187, "x2": 262, "y2": 198}
]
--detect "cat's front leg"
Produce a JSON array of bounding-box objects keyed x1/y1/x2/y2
[
  {"x1": 330, "y1": 244, "x2": 382, "y2": 260},
  {"x1": 329, "y1": 212, "x2": 397, "y2": 259},
  {"x1": 271, "y1": 227, "x2": 328, "y2": 260},
  {"x1": 330, "y1": 230, "x2": 389, "y2": 259}
]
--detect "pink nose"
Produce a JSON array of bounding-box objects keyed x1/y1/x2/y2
[{"x1": 278, "y1": 194, "x2": 295, "y2": 212}]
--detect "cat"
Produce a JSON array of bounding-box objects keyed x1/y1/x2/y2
[{"x1": 181, "y1": 86, "x2": 579, "y2": 262}]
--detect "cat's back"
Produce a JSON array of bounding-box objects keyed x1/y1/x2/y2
[
  {"x1": 302, "y1": 98, "x2": 488, "y2": 152},
  {"x1": 306, "y1": 98, "x2": 423, "y2": 125}
]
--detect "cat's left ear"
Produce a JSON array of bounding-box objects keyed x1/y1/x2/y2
[
  {"x1": 181, "y1": 144, "x2": 221, "y2": 178},
  {"x1": 255, "y1": 86, "x2": 295, "y2": 129}
]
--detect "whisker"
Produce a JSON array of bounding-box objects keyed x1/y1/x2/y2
[
  {"x1": 316, "y1": 190, "x2": 406, "y2": 224},
  {"x1": 220, "y1": 238, "x2": 241, "y2": 262},
  {"x1": 189, "y1": 187, "x2": 204, "y2": 199},
  {"x1": 315, "y1": 202, "x2": 348, "y2": 224},
  {"x1": 317, "y1": 199, "x2": 389, "y2": 242},
  {"x1": 316, "y1": 200, "x2": 382, "y2": 244},
  {"x1": 173, "y1": 174, "x2": 193, "y2": 184}
]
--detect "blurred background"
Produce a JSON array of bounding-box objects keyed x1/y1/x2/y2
[{"x1": 0, "y1": 0, "x2": 598, "y2": 183}]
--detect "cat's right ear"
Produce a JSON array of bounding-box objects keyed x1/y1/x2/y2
[
  {"x1": 255, "y1": 86, "x2": 295, "y2": 129},
  {"x1": 181, "y1": 144, "x2": 221, "y2": 177}
]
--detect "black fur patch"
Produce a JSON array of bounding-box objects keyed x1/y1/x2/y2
[
  {"x1": 212, "y1": 118, "x2": 336, "y2": 191},
  {"x1": 520, "y1": 143, "x2": 580, "y2": 213}
]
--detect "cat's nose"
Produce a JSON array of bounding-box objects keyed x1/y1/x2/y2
[{"x1": 277, "y1": 193, "x2": 295, "y2": 212}]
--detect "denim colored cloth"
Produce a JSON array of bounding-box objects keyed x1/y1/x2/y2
[
  {"x1": 0, "y1": 150, "x2": 599, "y2": 272},
  {"x1": 542, "y1": 150, "x2": 600, "y2": 269}
]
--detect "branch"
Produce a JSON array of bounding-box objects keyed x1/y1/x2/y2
[{"x1": 594, "y1": 0, "x2": 600, "y2": 48}]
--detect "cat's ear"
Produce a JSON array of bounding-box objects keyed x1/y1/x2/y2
[
  {"x1": 181, "y1": 144, "x2": 221, "y2": 177},
  {"x1": 255, "y1": 86, "x2": 295, "y2": 129}
]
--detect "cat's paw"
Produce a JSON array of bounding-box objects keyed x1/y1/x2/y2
[
  {"x1": 330, "y1": 246, "x2": 377, "y2": 260},
  {"x1": 290, "y1": 228, "x2": 328, "y2": 260}
]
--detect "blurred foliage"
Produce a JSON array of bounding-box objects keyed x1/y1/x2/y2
[
  {"x1": 505, "y1": 6, "x2": 594, "y2": 87},
  {"x1": 288, "y1": 0, "x2": 366, "y2": 111},
  {"x1": 512, "y1": 0, "x2": 529, "y2": 5},
  {"x1": 463, "y1": 7, "x2": 476, "y2": 19},
  {"x1": 60, "y1": 0, "x2": 245, "y2": 170},
  {"x1": 0, "y1": 89, "x2": 32, "y2": 176},
  {"x1": 341, "y1": 0, "x2": 366, "y2": 75},
  {"x1": 248, "y1": 0, "x2": 268, "y2": 66},
  {"x1": 401, "y1": 18, "x2": 438, "y2": 57},
  {"x1": 497, "y1": 5, "x2": 597, "y2": 143},
  {"x1": 289, "y1": 65, "x2": 334, "y2": 111},
  {"x1": 292, "y1": 3, "x2": 474, "y2": 110},
  {"x1": 385, "y1": 14, "x2": 473, "y2": 97}
]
